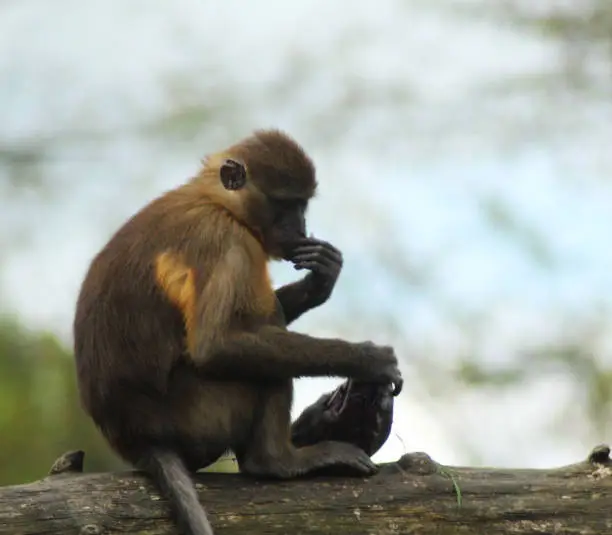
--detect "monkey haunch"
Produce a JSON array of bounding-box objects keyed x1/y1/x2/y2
[{"x1": 73, "y1": 129, "x2": 402, "y2": 535}]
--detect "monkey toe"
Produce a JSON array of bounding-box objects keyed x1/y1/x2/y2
[
  {"x1": 330, "y1": 455, "x2": 378, "y2": 477},
  {"x1": 352, "y1": 453, "x2": 378, "y2": 476},
  {"x1": 352, "y1": 458, "x2": 378, "y2": 476},
  {"x1": 324, "y1": 442, "x2": 378, "y2": 477}
]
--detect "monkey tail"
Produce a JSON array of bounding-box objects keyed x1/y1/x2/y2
[{"x1": 142, "y1": 449, "x2": 214, "y2": 535}]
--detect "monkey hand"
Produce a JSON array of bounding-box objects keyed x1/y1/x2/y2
[
  {"x1": 359, "y1": 342, "x2": 404, "y2": 396},
  {"x1": 288, "y1": 237, "x2": 343, "y2": 307}
]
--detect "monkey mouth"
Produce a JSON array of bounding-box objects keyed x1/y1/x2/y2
[
  {"x1": 271, "y1": 232, "x2": 306, "y2": 261},
  {"x1": 269, "y1": 248, "x2": 293, "y2": 262},
  {"x1": 278, "y1": 242, "x2": 301, "y2": 261}
]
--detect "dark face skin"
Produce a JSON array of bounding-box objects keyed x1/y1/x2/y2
[
  {"x1": 265, "y1": 197, "x2": 346, "y2": 312},
  {"x1": 218, "y1": 158, "x2": 312, "y2": 261},
  {"x1": 267, "y1": 198, "x2": 308, "y2": 260}
]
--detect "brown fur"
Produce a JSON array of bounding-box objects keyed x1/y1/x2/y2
[{"x1": 73, "y1": 129, "x2": 401, "y2": 535}]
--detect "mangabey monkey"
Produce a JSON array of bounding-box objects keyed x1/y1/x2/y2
[{"x1": 73, "y1": 129, "x2": 403, "y2": 535}]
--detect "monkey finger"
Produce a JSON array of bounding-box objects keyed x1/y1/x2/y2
[
  {"x1": 391, "y1": 377, "x2": 404, "y2": 396},
  {"x1": 292, "y1": 256, "x2": 338, "y2": 274},
  {"x1": 292, "y1": 239, "x2": 342, "y2": 260},
  {"x1": 294, "y1": 260, "x2": 338, "y2": 277},
  {"x1": 290, "y1": 246, "x2": 342, "y2": 266},
  {"x1": 298, "y1": 242, "x2": 342, "y2": 260},
  {"x1": 293, "y1": 261, "x2": 329, "y2": 273},
  {"x1": 293, "y1": 236, "x2": 335, "y2": 248},
  {"x1": 291, "y1": 252, "x2": 336, "y2": 269}
]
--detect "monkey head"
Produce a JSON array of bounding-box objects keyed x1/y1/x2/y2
[{"x1": 211, "y1": 129, "x2": 318, "y2": 260}]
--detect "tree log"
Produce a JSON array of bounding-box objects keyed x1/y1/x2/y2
[{"x1": 1, "y1": 445, "x2": 611, "y2": 535}]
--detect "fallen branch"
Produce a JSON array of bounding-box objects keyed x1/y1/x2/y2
[{"x1": 1, "y1": 445, "x2": 611, "y2": 534}]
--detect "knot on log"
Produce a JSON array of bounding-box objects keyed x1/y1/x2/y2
[
  {"x1": 396, "y1": 452, "x2": 438, "y2": 474},
  {"x1": 48, "y1": 450, "x2": 85, "y2": 475},
  {"x1": 588, "y1": 444, "x2": 611, "y2": 465}
]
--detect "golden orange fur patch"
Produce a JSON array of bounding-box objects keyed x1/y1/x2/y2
[{"x1": 154, "y1": 251, "x2": 197, "y2": 348}]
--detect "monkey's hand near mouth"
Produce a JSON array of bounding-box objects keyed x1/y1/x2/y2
[
  {"x1": 289, "y1": 236, "x2": 343, "y2": 307},
  {"x1": 275, "y1": 236, "x2": 343, "y2": 326}
]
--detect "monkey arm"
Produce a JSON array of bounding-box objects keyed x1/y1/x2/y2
[
  {"x1": 277, "y1": 238, "x2": 343, "y2": 325},
  {"x1": 274, "y1": 277, "x2": 316, "y2": 325},
  {"x1": 195, "y1": 327, "x2": 390, "y2": 381},
  {"x1": 187, "y1": 240, "x2": 402, "y2": 392}
]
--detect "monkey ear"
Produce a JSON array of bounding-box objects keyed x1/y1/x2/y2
[{"x1": 219, "y1": 159, "x2": 246, "y2": 191}]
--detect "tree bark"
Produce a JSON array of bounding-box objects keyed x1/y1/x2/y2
[{"x1": 1, "y1": 445, "x2": 611, "y2": 535}]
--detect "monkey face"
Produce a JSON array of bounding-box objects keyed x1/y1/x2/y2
[
  {"x1": 215, "y1": 129, "x2": 317, "y2": 260},
  {"x1": 266, "y1": 198, "x2": 308, "y2": 260},
  {"x1": 230, "y1": 184, "x2": 308, "y2": 260}
]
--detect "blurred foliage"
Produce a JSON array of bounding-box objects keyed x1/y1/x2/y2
[
  {"x1": 482, "y1": 0, "x2": 612, "y2": 90},
  {"x1": 480, "y1": 197, "x2": 555, "y2": 269},
  {"x1": 0, "y1": 146, "x2": 45, "y2": 195},
  {"x1": 451, "y1": 316, "x2": 612, "y2": 442},
  {"x1": 0, "y1": 316, "x2": 120, "y2": 485},
  {"x1": 0, "y1": 317, "x2": 236, "y2": 486}
]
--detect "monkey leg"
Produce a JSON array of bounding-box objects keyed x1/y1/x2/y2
[
  {"x1": 164, "y1": 371, "x2": 261, "y2": 472},
  {"x1": 236, "y1": 381, "x2": 378, "y2": 479}
]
